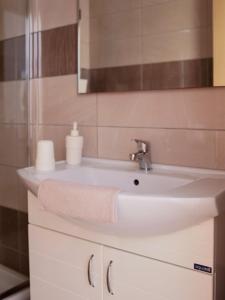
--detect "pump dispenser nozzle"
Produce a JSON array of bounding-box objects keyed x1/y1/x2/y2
[{"x1": 71, "y1": 122, "x2": 79, "y2": 137}]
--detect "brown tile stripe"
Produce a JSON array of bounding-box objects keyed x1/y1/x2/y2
[
  {"x1": 87, "y1": 65, "x2": 142, "y2": 93},
  {"x1": 0, "y1": 35, "x2": 26, "y2": 81},
  {"x1": 31, "y1": 23, "x2": 212, "y2": 90},
  {"x1": 31, "y1": 24, "x2": 77, "y2": 78},
  {"x1": 0, "y1": 24, "x2": 212, "y2": 88},
  {"x1": 143, "y1": 58, "x2": 213, "y2": 90},
  {"x1": 82, "y1": 58, "x2": 213, "y2": 93}
]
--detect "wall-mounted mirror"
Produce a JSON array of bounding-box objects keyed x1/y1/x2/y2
[{"x1": 78, "y1": 0, "x2": 216, "y2": 94}]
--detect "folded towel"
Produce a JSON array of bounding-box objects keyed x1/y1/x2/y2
[{"x1": 38, "y1": 179, "x2": 120, "y2": 224}]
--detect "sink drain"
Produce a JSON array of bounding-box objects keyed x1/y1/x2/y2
[{"x1": 133, "y1": 179, "x2": 139, "y2": 186}]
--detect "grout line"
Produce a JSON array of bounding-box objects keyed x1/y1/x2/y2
[
  {"x1": 0, "y1": 123, "x2": 28, "y2": 126},
  {"x1": 32, "y1": 124, "x2": 225, "y2": 132},
  {"x1": 97, "y1": 126, "x2": 225, "y2": 132},
  {"x1": 36, "y1": 123, "x2": 96, "y2": 127}
]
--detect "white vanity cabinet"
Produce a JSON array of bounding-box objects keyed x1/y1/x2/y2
[
  {"x1": 103, "y1": 247, "x2": 213, "y2": 300},
  {"x1": 29, "y1": 224, "x2": 213, "y2": 300},
  {"x1": 20, "y1": 154, "x2": 225, "y2": 300},
  {"x1": 29, "y1": 225, "x2": 103, "y2": 300}
]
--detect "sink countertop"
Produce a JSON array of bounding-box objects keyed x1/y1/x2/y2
[{"x1": 18, "y1": 158, "x2": 225, "y2": 236}]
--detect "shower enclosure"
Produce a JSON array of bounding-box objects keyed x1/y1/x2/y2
[{"x1": 0, "y1": 0, "x2": 29, "y2": 298}]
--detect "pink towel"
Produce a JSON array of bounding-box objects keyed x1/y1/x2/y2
[{"x1": 38, "y1": 179, "x2": 120, "y2": 224}]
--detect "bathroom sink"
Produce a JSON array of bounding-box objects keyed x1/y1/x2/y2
[{"x1": 18, "y1": 158, "x2": 225, "y2": 235}]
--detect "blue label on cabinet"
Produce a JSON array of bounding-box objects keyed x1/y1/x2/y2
[{"x1": 194, "y1": 264, "x2": 212, "y2": 273}]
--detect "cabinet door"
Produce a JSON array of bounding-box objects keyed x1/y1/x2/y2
[
  {"x1": 103, "y1": 246, "x2": 213, "y2": 300},
  {"x1": 29, "y1": 225, "x2": 103, "y2": 300}
]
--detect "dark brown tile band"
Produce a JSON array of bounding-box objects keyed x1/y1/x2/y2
[
  {"x1": 31, "y1": 24, "x2": 77, "y2": 78},
  {"x1": 0, "y1": 24, "x2": 77, "y2": 81},
  {"x1": 182, "y1": 58, "x2": 213, "y2": 88},
  {"x1": 143, "y1": 58, "x2": 213, "y2": 90},
  {"x1": 0, "y1": 206, "x2": 29, "y2": 275},
  {"x1": 82, "y1": 58, "x2": 213, "y2": 93},
  {"x1": 88, "y1": 65, "x2": 142, "y2": 93},
  {"x1": 0, "y1": 35, "x2": 26, "y2": 81},
  {"x1": 31, "y1": 22, "x2": 212, "y2": 91},
  {"x1": 143, "y1": 61, "x2": 184, "y2": 90}
]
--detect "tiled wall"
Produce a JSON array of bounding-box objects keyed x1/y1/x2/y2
[
  {"x1": 86, "y1": 0, "x2": 212, "y2": 68},
  {"x1": 0, "y1": 0, "x2": 29, "y2": 275},
  {"x1": 80, "y1": 0, "x2": 212, "y2": 92},
  {"x1": 30, "y1": 0, "x2": 225, "y2": 171}
]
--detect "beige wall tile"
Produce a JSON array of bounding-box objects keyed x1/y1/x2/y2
[
  {"x1": 0, "y1": 125, "x2": 27, "y2": 167},
  {"x1": 97, "y1": 88, "x2": 225, "y2": 130},
  {"x1": 0, "y1": 0, "x2": 27, "y2": 40},
  {"x1": 143, "y1": 0, "x2": 212, "y2": 19},
  {"x1": 37, "y1": 125, "x2": 97, "y2": 161},
  {"x1": 98, "y1": 90, "x2": 186, "y2": 128},
  {"x1": 15, "y1": 81, "x2": 28, "y2": 124},
  {"x1": 33, "y1": 0, "x2": 77, "y2": 32},
  {"x1": 98, "y1": 127, "x2": 216, "y2": 169},
  {"x1": 37, "y1": 75, "x2": 97, "y2": 126},
  {"x1": 0, "y1": 82, "x2": 17, "y2": 123},
  {"x1": 29, "y1": 125, "x2": 38, "y2": 165},
  {"x1": 0, "y1": 125, "x2": 18, "y2": 166},
  {"x1": 79, "y1": 126, "x2": 98, "y2": 157},
  {"x1": 90, "y1": 9, "x2": 141, "y2": 42},
  {"x1": 91, "y1": 36, "x2": 141, "y2": 68},
  {"x1": 17, "y1": 125, "x2": 29, "y2": 168},
  {"x1": 89, "y1": 0, "x2": 141, "y2": 17},
  {"x1": 142, "y1": 27, "x2": 212, "y2": 63},
  {"x1": 0, "y1": 81, "x2": 28, "y2": 124},
  {"x1": 184, "y1": 89, "x2": 225, "y2": 130},
  {"x1": 29, "y1": 79, "x2": 38, "y2": 125},
  {"x1": 141, "y1": 0, "x2": 210, "y2": 36}
]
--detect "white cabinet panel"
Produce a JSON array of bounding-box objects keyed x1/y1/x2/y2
[
  {"x1": 28, "y1": 192, "x2": 214, "y2": 271},
  {"x1": 30, "y1": 277, "x2": 84, "y2": 300},
  {"x1": 103, "y1": 246, "x2": 213, "y2": 300},
  {"x1": 29, "y1": 225, "x2": 103, "y2": 300}
]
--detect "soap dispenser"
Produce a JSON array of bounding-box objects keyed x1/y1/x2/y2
[{"x1": 66, "y1": 122, "x2": 84, "y2": 165}]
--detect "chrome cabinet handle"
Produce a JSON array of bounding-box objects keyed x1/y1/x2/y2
[
  {"x1": 88, "y1": 254, "x2": 95, "y2": 287},
  {"x1": 106, "y1": 260, "x2": 114, "y2": 295}
]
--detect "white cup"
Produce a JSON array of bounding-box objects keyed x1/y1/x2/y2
[{"x1": 35, "y1": 140, "x2": 55, "y2": 171}]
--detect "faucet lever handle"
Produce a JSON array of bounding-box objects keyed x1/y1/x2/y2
[{"x1": 132, "y1": 139, "x2": 149, "y2": 153}]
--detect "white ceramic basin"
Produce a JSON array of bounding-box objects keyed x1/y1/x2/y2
[{"x1": 18, "y1": 158, "x2": 225, "y2": 236}]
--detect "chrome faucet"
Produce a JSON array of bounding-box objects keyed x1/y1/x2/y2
[{"x1": 129, "y1": 139, "x2": 152, "y2": 172}]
